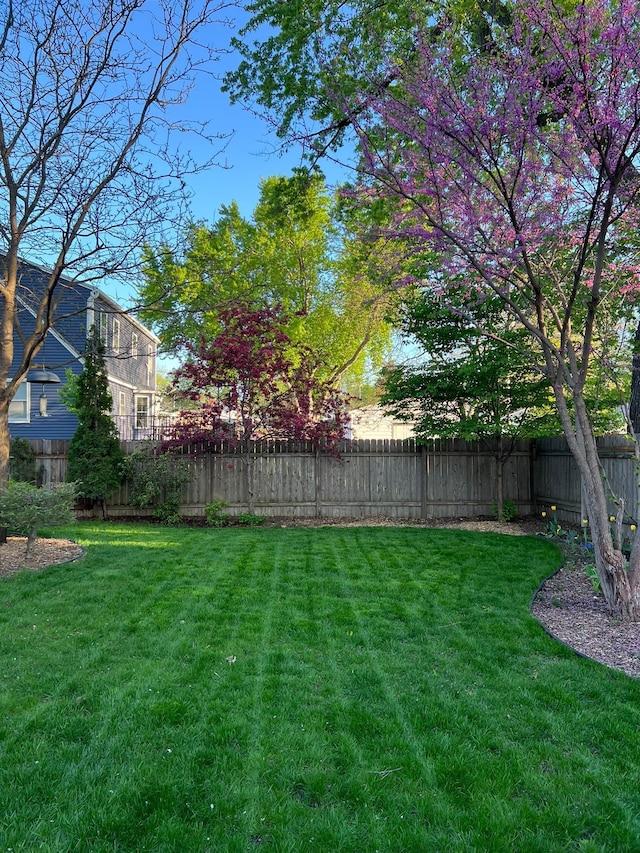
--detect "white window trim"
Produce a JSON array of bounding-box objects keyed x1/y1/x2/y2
[
  {"x1": 8, "y1": 381, "x2": 30, "y2": 423},
  {"x1": 146, "y1": 343, "x2": 154, "y2": 386},
  {"x1": 131, "y1": 332, "x2": 138, "y2": 359},
  {"x1": 118, "y1": 391, "x2": 126, "y2": 418},
  {"x1": 112, "y1": 318, "x2": 120, "y2": 354},
  {"x1": 135, "y1": 394, "x2": 149, "y2": 428},
  {"x1": 99, "y1": 311, "x2": 108, "y2": 344}
]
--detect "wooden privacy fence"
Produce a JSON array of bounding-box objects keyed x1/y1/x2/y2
[
  {"x1": 533, "y1": 434, "x2": 640, "y2": 527},
  {"x1": 20, "y1": 437, "x2": 532, "y2": 520},
  {"x1": 10, "y1": 439, "x2": 69, "y2": 487},
  {"x1": 16, "y1": 434, "x2": 640, "y2": 523}
]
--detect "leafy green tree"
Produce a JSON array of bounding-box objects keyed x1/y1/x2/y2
[
  {"x1": 382, "y1": 290, "x2": 625, "y2": 520},
  {"x1": 140, "y1": 169, "x2": 394, "y2": 389},
  {"x1": 223, "y1": 0, "x2": 433, "y2": 151},
  {"x1": 66, "y1": 327, "x2": 123, "y2": 518}
]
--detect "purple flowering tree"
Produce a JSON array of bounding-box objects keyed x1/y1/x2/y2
[{"x1": 335, "y1": 0, "x2": 640, "y2": 618}]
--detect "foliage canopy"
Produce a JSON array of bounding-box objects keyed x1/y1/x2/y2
[
  {"x1": 140, "y1": 169, "x2": 394, "y2": 389},
  {"x1": 166, "y1": 302, "x2": 350, "y2": 451}
]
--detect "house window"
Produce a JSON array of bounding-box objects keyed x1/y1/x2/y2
[
  {"x1": 99, "y1": 311, "x2": 108, "y2": 344},
  {"x1": 8, "y1": 381, "x2": 29, "y2": 423},
  {"x1": 131, "y1": 333, "x2": 138, "y2": 358},
  {"x1": 112, "y1": 318, "x2": 120, "y2": 354},
  {"x1": 135, "y1": 395, "x2": 149, "y2": 428},
  {"x1": 118, "y1": 391, "x2": 126, "y2": 418}
]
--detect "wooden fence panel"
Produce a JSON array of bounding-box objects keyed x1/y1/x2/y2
[
  {"x1": 15, "y1": 439, "x2": 69, "y2": 485},
  {"x1": 317, "y1": 443, "x2": 424, "y2": 518},
  {"x1": 423, "y1": 439, "x2": 532, "y2": 518},
  {"x1": 32, "y1": 434, "x2": 640, "y2": 523},
  {"x1": 254, "y1": 449, "x2": 317, "y2": 507},
  {"x1": 534, "y1": 435, "x2": 639, "y2": 527}
]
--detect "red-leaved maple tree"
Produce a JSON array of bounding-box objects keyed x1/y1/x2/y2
[
  {"x1": 336, "y1": 0, "x2": 640, "y2": 618},
  {"x1": 166, "y1": 303, "x2": 349, "y2": 451}
]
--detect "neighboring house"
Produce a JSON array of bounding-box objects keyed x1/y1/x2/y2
[
  {"x1": 7, "y1": 259, "x2": 159, "y2": 441},
  {"x1": 347, "y1": 404, "x2": 416, "y2": 441}
]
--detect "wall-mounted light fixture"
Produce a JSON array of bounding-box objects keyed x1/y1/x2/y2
[{"x1": 26, "y1": 367, "x2": 61, "y2": 418}]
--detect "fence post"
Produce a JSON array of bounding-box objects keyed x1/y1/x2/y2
[
  {"x1": 315, "y1": 447, "x2": 322, "y2": 517},
  {"x1": 420, "y1": 444, "x2": 427, "y2": 518}
]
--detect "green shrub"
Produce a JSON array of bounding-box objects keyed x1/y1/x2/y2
[
  {"x1": 151, "y1": 497, "x2": 183, "y2": 526},
  {"x1": 492, "y1": 499, "x2": 518, "y2": 522},
  {"x1": 0, "y1": 481, "x2": 77, "y2": 556},
  {"x1": 9, "y1": 437, "x2": 42, "y2": 485},
  {"x1": 122, "y1": 446, "x2": 190, "y2": 524},
  {"x1": 237, "y1": 511, "x2": 265, "y2": 526},
  {"x1": 205, "y1": 499, "x2": 230, "y2": 527}
]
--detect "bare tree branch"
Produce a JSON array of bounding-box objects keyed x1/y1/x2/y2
[{"x1": 0, "y1": 0, "x2": 238, "y2": 486}]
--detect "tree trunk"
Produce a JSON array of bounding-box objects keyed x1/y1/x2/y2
[
  {"x1": 629, "y1": 318, "x2": 640, "y2": 434},
  {"x1": 25, "y1": 526, "x2": 37, "y2": 559},
  {"x1": 494, "y1": 436, "x2": 505, "y2": 522},
  {"x1": 0, "y1": 398, "x2": 10, "y2": 491},
  {"x1": 567, "y1": 392, "x2": 640, "y2": 620}
]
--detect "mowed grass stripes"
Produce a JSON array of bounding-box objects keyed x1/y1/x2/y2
[{"x1": 1, "y1": 523, "x2": 639, "y2": 852}]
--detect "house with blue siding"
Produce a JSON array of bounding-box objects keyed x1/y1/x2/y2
[{"x1": 8, "y1": 259, "x2": 159, "y2": 441}]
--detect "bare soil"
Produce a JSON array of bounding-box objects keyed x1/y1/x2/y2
[{"x1": 1, "y1": 517, "x2": 638, "y2": 677}]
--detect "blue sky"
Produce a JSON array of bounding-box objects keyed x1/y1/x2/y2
[
  {"x1": 106, "y1": 17, "x2": 354, "y2": 370},
  {"x1": 181, "y1": 94, "x2": 303, "y2": 223},
  {"x1": 164, "y1": 23, "x2": 350, "y2": 225},
  {"x1": 104, "y1": 29, "x2": 350, "y2": 295},
  {"x1": 175, "y1": 95, "x2": 350, "y2": 224}
]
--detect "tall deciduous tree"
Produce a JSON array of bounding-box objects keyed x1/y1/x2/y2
[
  {"x1": 139, "y1": 169, "x2": 394, "y2": 388},
  {"x1": 382, "y1": 289, "x2": 626, "y2": 520},
  {"x1": 330, "y1": 0, "x2": 640, "y2": 618},
  {"x1": 0, "y1": 0, "x2": 235, "y2": 489}
]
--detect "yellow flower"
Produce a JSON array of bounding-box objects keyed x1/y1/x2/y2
[
  {"x1": 610, "y1": 516, "x2": 616, "y2": 523},
  {"x1": 582, "y1": 518, "x2": 588, "y2": 526},
  {"x1": 551, "y1": 505, "x2": 557, "y2": 511},
  {"x1": 631, "y1": 525, "x2": 637, "y2": 532},
  {"x1": 541, "y1": 511, "x2": 547, "y2": 518}
]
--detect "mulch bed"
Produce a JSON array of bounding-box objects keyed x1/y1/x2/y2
[{"x1": 0, "y1": 536, "x2": 84, "y2": 577}]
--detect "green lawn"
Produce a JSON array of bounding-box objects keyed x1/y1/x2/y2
[{"x1": 1, "y1": 523, "x2": 639, "y2": 852}]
